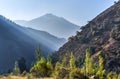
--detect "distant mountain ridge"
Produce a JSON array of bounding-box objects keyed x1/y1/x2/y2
[
  {"x1": 15, "y1": 13, "x2": 80, "y2": 39},
  {"x1": 0, "y1": 15, "x2": 66, "y2": 73},
  {"x1": 14, "y1": 20, "x2": 27, "y2": 26},
  {"x1": 26, "y1": 28, "x2": 66, "y2": 50}
]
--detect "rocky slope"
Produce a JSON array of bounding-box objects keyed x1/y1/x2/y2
[{"x1": 53, "y1": 1, "x2": 120, "y2": 73}]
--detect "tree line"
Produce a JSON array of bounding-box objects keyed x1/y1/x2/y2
[{"x1": 13, "y1": 48, "x2": 120, "y2": 79}]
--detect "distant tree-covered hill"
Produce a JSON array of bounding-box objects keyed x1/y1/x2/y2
[{"x1": 0, "y1": 15, "x2": 66, "y2": 73}]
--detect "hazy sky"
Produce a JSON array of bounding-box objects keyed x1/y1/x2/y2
[{"x1": 0, "y1": 0, "x2": 118, "y2": 26}]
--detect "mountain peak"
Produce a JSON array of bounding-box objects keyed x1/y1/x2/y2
[
  {"x1": 15, "y1": 13, "x2": 79, "y2": 38},
  {"x1": 44, "y1": 13, "x2": 55, "y2": 17},
  {"x1": 41, "y1": 13, "x2": 60, "y2": 19}
]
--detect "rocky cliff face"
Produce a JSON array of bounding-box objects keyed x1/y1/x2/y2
[{"x1": 53, "y1": 1, "x2": 120, "y2": 73}]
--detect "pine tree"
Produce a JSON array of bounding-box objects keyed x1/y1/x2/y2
[
  {"x1": 69, "y1": 52, "x2": 76, "y2": 70},
  {"x1": 46, "y1": 54, "x2": 53, "y2": 77},
  {"x1": 47, "y1": 54, "x2": 52, "y2": 62},
  {"x1": 85, "y1": 48, "x2": 94, "y2": 76},
  {"x1": 30, "y1": 50, "x2": 53, "y2": 77},
  {"x1": 61, "y1": 52, "x2": 71, "y2": 68},
  {"x1": 53, "y1": 52, "x2": 72, "y2": 79},
  {"x1": 13, "y1": 61, "x2": 20, "y2": 75},
  {"x1": 30, "y1": 57, "x2": 47, "y2": 77},
  {"x1": 18, "y1": 57, "x2": 26, "y2": 73},
  {"x1": 107, "y1": 72, "x2": 118, "y2": 79},
  {"x1": 36, "y1": 47, "x2": 41, "y2": 61},
  {"x1": 96, "y1": 55, "x2": 105, "y2": 79},
  {"x1": 53, "y1": 62, "x2": 61, "y2": 78}
]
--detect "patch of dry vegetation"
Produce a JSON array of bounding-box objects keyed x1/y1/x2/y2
[{"x1": 0, "y1": 75, "x2": 53, "y2": 79}]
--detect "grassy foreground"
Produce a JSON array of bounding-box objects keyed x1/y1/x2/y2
[{"x1": 0, "y1": 75, "x2": 53, "y2": 79}]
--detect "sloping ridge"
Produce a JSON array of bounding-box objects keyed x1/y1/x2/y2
[
  {"x1": 0, "y1": 16, "x2": 53, "y2": 73},
  {"x1": 26, "y1": 28, "x2": 66, "y2": 50},
  {"x1": 53, "y1": 1, "x2": 120, "y2": 73},
  {"x1": 15, "y1": 13, "x2": 80, "y2": 38}
]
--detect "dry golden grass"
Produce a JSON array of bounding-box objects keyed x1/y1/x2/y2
[
  {"x1": 0, "y1": 75, "x2": 54, "y2": 79},
  {"x1": 0, "y1": 76, "x2": 27, "y2": 79}
]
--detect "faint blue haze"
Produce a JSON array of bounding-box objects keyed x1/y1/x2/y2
[{"x1": 0, "y1": 0, "x2": 117, "y2": 26}]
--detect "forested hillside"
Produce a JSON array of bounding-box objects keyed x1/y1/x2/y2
[{"x1": 53, "y1": 1, "x2": 120, "y2": 73}]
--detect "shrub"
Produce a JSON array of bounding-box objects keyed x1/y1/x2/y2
[
  {"x1": 69, "y1": 68, "x2": 89, "y2": 79},
  {"x1": 53, "y1": 61, "x2": 69, "y2": 79},
  {"x1": 68, "y1": 36, "x2": 74, "y2": 42},
  {"x1": 30, "y1": 57, "x2": 47, "y2": 77},
  {"x1": 110, "y1": 27, "x2": 119, "y2": 40},
  {"x1": 30, "y1": 48, "x2": 53, "y2": 77},
  {"x1": 75, "y1": 57, "x2": 85, "y2": 68},
  {"x1": 53, "y1": 53, "x2": 70, "y2": 79},
  {"x1": 57, "y1": 68, "x2": 69, "y2": 79},
  {"x1": 107, "y1": 71, "x2": 118, "y2": 79}
]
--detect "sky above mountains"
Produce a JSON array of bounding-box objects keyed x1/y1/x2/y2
[{"x1": 0, "y1": 0, "x2": 118, "y2": 26}]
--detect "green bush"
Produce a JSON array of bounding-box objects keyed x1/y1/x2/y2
[
  {"x1": 75, "y1": 57, "x2": 85, "y2": 68},
  {"x1": 30, "y1": 48, "x2": 53, "y2": 77},
  {"x1": 107, "y1": 71, "x2": 118, "y2": 79},
  {"x1": 69, "y1": 68, "x2": 89, "y2": 79},
  {"x1": 53, "y1": 61, "x2": 69, "y2": 79},
  {"x1": 29, "y1": 48, "x2": 120, "y2": 79}
]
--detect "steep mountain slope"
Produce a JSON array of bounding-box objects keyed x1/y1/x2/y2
[
  {"x1": 0, "y1": 15, "x2": 65, "y2": 73},
  {"x1": 53, "y1": 1, "x2": 120, "y2": 73},
  {"x1": 15, "y1": 13, "x2": 79, "y2": 39},
  {"x1": 26, "y1": 28, "x2": 66, "y2": 50}
]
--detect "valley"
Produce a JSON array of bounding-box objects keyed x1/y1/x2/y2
[{"x1": 0, "y1": 0, "x2": 120, "y2": 79}]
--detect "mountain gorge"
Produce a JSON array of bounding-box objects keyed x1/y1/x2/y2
[
  {"x1": 53, "y1": 1, "x2": 120, "y2": 73},
  {"x1": 15, "y1": 14, "x2": 80, "y2": 39},
  {"x1": 0, "y1": 15, "x2": 66, "y2": 73}
]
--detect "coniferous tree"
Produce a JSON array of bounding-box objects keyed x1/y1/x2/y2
[
  {"x1": 53, "y1": 62, "x2": 61, "y2": 78},
  {"x1": 13, "y1": 61, "x2": 20, "y2": 75},
  {"x1": 36, "y1": 47, "x2": 41, "y2": 61},
  {"x1": 69, "y1": 52, "x2": 76, "y2": 70},
  {"x1": 18, "y1": 57, "x2": 27, "y2": 73},
  {"x1": 46, "y1": 54, "x2": 53, "y2": 77},
  {"x1": 85, "y1": 48, "x2": 94, "y2": 76},
  {"x1": 107, "y1": 71, "x2": 118, "y2": 79},
  {"x1": 30, "y1": 57, "x2": 47, "y2": 77},
  {"x1": 75, "y1": 57, "x2": 85, "y2": 68},
  {"x1": 30, "y1": 49, "x2": 53, "y2": 77},
  {"x1": 47, "y1": 54, "x2": 52, "y2": 62},
  {"x1": 53, "y1": 52, "x2": 71, "y2": 79},
  {"x1": 96, "y1": 55, "x2": 105, "y2": 79},
  {"x1": 61, "y1": 52, "x2": 70, "y2": 67}
]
